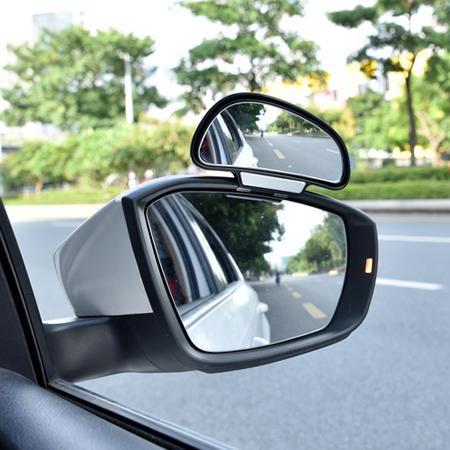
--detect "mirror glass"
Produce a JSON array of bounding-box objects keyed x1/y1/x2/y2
[
  {"x1": 198, "y1": 102, "x2": 344, "y2": 183},
  {"x1": 147, "y1": 192, "x2": 347, "y2": 352}
]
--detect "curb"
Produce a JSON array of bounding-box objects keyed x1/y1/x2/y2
[
  {"x1": 344, "y1": 199, "x2": 450, "y2": 214},
  {"x1": 4, "y1": 199, "x2": 450, "y2": 222}
]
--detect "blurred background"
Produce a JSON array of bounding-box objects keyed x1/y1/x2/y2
[{"x1": 1, "y1": 1, "x2": 449, "y2": 449}]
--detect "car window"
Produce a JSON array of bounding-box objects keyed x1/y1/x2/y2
[
  {"x1": 221, "y1": 111, "x2": 244, "y2": 149},
  {"x1": 149, "y1": 194, "x2": 237, "y2": 304},
  {"x1": 215, "y1": 114, "x2": 240, "y2": 162},
  {"x1": 181, "y1": 204, "x2": 230, "y2": 293},
  {"x1": 148, "y1": 197, "x2": 214, "y2": 305}
]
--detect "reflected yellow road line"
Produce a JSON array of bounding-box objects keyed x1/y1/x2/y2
[
  {"x1": 273, "y1": 148, "x2": 286, "y2": 160},
  {"x1": 292, "y1": 291, "x2": 301, "y2": 299},
  {"x1": 302, "y1": 303, "x2": 326, "y2": 319}
]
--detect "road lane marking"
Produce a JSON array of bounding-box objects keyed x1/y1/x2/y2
[
  {"x1": 325, "y1": 148, "x2": 339, "y2": 154},
  {"x1": 292, "y1": 291, "x2": 301, "y2": 299},
  {"x1": 302, "y1": 303, "x2": 326, "y2": 319},
  {"x1": 379, "y1": 234, "x2": 450, "y2": 244},
  {"x1": 273, "y1": 148, "x2": 286, "y2": 159},
  {"x1": 376, "y1": 278, "x2": 443, "y2": 291}
]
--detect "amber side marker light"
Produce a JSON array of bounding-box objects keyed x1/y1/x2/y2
[{"x1": 365, "y1": 258, "x2": 374, "y2": 274}]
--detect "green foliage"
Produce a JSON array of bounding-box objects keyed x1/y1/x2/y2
[
  {"x1": 1, "y1": 26, "x2": 166, "y2": 130},
  {"x1": 268, "y1": 111, "x2": 326, "y2": 136},
  {"x1": 311, "y1": 180, "x2": 450, "y2": 200},
  {"x1": 348, "y1": 90, "x2": 409, "y2": 152},
  {"x1": 175, "y1": 0, "x2": 323, "y2": 113},
  {"x1": 329, "y1": 0, "x2": 446, "y2": 165},
  {"x1": 1, "y1": 121, "x2": 194, "y2": 191},
  {"x1": 287, "y1": 214, "x2": 346, "y2": 274},
  {"x1": 351, "y1": 166, "x2": 450, "y2": 184},
  {"x1": 183, "y1": 193, "x2": 284, "y2": 276},
  {"x1": 226, "y1": 103, "x2": 266, "y2": 132},
  {"x1": 1, "y1": 140, "x2": 73, "y2": 192},
  {"x1": 416, "y1": 58, "x2": 450, "y2": 155}
]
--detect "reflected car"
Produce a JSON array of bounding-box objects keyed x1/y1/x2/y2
[
  {"x1": 200, "y1": 110, "x2": 258, "y2": 167},
  {"x1": 148, "y1": 193, "x2": 270, "y2": 352}
]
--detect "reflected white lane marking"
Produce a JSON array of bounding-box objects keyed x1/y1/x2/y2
[
  {"x1": 292, "y1": 291, "x2": 301, "y2": 299},
  {"x1": 379, "y1": 235, "x2": 450, "y2": 244},
  {"x1": 376, "y1": 278, "x2": 444, "y2": 291},
  {"x1": 325, "y1": 148, "x2": 339, "y2": 154},
  {"x1": 273, "y1": 148, "x2": 286, "y2": 159},
  {"x1": 302, "y1": 303, "x2": 326, "y2": 319}
]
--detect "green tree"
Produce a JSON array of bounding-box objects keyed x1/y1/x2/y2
[
  {"x1": 329, "y1": 1, "x2": 442, "y2": 166},
  {"x1": 414, "y1": 73, "x2": 450, "y2": 157},
  {"x1": 1, "y1": 26, "x2": 166, "y2": 130},
  {"x1": 287, "y1": 214, "x2": 346, "y2": 274},
  {"x1": 226, "y1": 103, "x2": 266, "y2": 133},
  {"x1": 1, "y1": 140, "x2": 73, "y2": 193},
  {"x1": 347, "y1": 89, "x2": 409, "y2": 155},
  {"x1": 65, "y1": 121, "x2": 193, "y2": 183},
  {"x1": 2, "y1": 121, "x2": 193, "y2": 192},
  {"x1": 174, "y1": 0, "x2": 323, "y2": 113},
  {"x1": 183, "y1": 193, "x2": 284, "y2": 276}
]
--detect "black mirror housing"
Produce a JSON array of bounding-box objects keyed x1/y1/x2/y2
[{"x1": 119, "y1": 176, "x2": 377, "y2": 374}]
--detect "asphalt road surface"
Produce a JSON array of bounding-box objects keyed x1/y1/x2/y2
[
  {"x1": 10, "y1": 212, "x2": 450, "y2": 450},
  {"x1": 246, "y1": 134, "x2": 342, "y2": 181},
  {"x1": 251, "y1": 273, "x2": 344, "y2": 342}
]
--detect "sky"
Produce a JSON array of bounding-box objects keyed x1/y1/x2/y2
[{"x1": 0, "y1": 0, "x2": 374, "y2": 110}]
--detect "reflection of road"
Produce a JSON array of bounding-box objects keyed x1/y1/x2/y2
[
  {"x1": 251, "y1": 273, "x2": 344, "y2": 342},
  {"x1": 246, "y1": 134, "x2": 342, "y2": 181}
]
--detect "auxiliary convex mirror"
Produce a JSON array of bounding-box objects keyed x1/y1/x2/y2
[{"x1": 191, "y1": 93, "x2": 350, "y2": 189}]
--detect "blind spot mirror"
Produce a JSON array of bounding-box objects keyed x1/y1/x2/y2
[
  {"x1": 191, "y1": 93, "x2": 350, "y2": 189},
  {"x1": 147, "y1": 192, "x2": 347, "y2": 353}
]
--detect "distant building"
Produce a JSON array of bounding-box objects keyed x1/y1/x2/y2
[{"x1": 32, "y1": 11, "x2": 73, "y2": 42}]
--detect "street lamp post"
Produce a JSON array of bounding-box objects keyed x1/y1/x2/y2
[{"x1": 122, "y1": 53, "x2": 134, "y2": 124}]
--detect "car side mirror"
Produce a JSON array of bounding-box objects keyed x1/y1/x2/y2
[
  {"x1": 43, "y1": 94, "x2": 376, "y2": 382},
  {"x1": 191, "y1": 93, "x2": 351, "y2": 190}
]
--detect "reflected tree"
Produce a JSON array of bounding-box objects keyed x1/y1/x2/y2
[
  {"x1": 183, "y1": 193, "x2": 284, "y2": 276},
  {"x1": 226, "y1": 103, "x2": 266, "y2": 133},
  {"x1": 287, "y1": 214, "x2": 346, "y2": 274}
]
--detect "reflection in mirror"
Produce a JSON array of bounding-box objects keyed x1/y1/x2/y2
[
  {"x1": 199, "y1": 102, "x2": 344, "y2": 182},
  {"x1": 147, "y1": 192, "x2": 347, "y2": 353}
]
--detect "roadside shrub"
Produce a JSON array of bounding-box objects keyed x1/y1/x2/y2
[{"x1": 350, "y1": 166, "x2": 450, "y2": 184}]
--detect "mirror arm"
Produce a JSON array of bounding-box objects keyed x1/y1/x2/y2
[{"x1": 43, "y1": 316, "x2": 156, "y2": 382}]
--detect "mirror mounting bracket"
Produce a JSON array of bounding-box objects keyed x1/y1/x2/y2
[{"x1": 239, "y1": 171, "x2": 305, "y2": 195}]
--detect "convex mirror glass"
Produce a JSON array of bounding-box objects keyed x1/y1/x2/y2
[
  {"x1": 147, "y1": 192, "x2": 347, "y2": 352},
  {"x1": 197, "y1": 102, "x2": 345, "y2": 183}
]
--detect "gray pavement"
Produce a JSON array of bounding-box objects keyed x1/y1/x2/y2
[
  {"x1": 246, "y1": 134, "x2": 342, "y2": 181},
  {"x1": 9, "y1": 212, "x2": 450, "y2": 450},
  {"x1": 252, "y1": 274, "x2": 344, "y2": 342},
  {"x1": 346, "y1": 198, "x2": 450, "y2": 213}
]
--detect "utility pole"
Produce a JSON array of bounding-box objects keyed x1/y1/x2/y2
[
  {"x1": 123, "y1": 54, "x2": 134, "y2": 124},
  {"x1": 121, "y1": 54, "x2": 136, "y2": 188}
]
